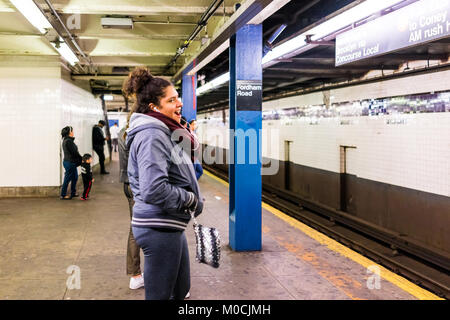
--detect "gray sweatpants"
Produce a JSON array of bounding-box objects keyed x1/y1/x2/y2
[{"x1": 132, "y1": 226, "x2": 190, "y2": 300}]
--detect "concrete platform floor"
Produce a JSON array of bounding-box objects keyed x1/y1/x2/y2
[{"x1": 0, "y1": 153, "x2": 432, "y2": 300}]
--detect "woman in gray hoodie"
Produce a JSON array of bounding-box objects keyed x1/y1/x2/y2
[{"x1": 123, "y1": 68, "x2": 203, "y2": 300}]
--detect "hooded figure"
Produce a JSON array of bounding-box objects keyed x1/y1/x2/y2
[
  {"x1": 123, "y1": 67, "x2": 204, "y2": 300},
  {"x1": 126, "y1": 112, "x2": 203, "y2": 230}
]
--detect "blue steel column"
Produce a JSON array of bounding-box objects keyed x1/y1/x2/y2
[
  {"x1": 229, "y1": 24, "x2": 262, "y2": 251},
  {"x1": 181, "y1": 65, "x2": 197, "y2": 122}
]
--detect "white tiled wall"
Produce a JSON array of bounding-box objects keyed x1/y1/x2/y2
[
  {"x1": 260, "y1": 113, "x2": 450, "y2": 197},
  {"x1": 0, "y1": 59, "x2": 105, "y2": 187},
  {"x1": 263, "y1": 69, "x2": 450, "y2": 108},
  {"x1": 198, "y1": 70, "x2": 450, "y2": 197}
]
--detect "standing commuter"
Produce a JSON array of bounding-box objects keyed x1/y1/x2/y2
[
  {"x1": 189, "y1": 120, "x2": 203, "y2": 180},
  {"x1": 92, "y1": 120, "x2": 109, "y2": 174},
  {"x1": 123, "y1": 67, "x2": 204, "y2": 300},
  {"x1": 60, "y1": 126, "x2": 82, "y2": 200},
  {"x1": 188, "y1": 119, "x2": 197, "y2": 134},
  {"x1": 180, "y1": 116, "x2": 190, "y2": 130},
  {"x1": 118, "y1": 117, "x2": 144, "y2": 290},
  {"x1": 110, "y1": 122, "x2": 119, "y2": 153},
  {"x1": 80, "y1": 153, "x2": 94, "y2": 201}
]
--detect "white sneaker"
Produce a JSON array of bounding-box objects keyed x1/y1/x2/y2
[
  {"x1": 129, "y1": 274, "x2": 144, "y2": 290},
  {"x1": 185, "y1": 291, "x2": 190, "y2": 299}
]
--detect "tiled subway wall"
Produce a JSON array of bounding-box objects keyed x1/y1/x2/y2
[
  {"x1": 0, "y1": 64, "x2": 61, "y2": 187},
  {"x1": 0, "y1": 59, "x2": 105, "y2": 193},
  {"x1": 197, "y1": 70, "x2": 450, "y2": 198},
  {"x1": 261, "y1": 91, "x2": 450, "y2": 120}
]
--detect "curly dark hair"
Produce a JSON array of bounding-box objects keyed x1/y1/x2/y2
[
  {"x1": 122, "y1": 67, "x2": 172, "y2": 114},
  {"x1": 61, "y1": 126, "x2": 73, "y2": 138},
  {"x1": 82, "y1": 153, "x2": 92, "y2": 162}
]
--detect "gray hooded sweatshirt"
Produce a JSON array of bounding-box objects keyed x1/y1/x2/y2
[{"x1": 126, "y1": 113, "x2": 203, "y2": 231}]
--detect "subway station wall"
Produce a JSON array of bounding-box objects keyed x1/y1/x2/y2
[
  {"x1": 198, "y1": 69, "x2": 450, "y2": 198},
  {"x1": 197, "y1": 69, "x2": 450, "y2": 253},
  {"x1": 0, "y1": 57, "x2": 105, "y2": 194}
]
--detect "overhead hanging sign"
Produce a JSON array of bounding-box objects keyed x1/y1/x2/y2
[{"x1": 336, "y1": 0, "x2": 450, "y2": 66}]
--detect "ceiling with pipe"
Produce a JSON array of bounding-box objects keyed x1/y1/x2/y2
[
  {"x1": 0, "y1": 0, "x2": 236, "y2": 109},
  {"x1": 2, "y1": 0, "x2": 450, "y2": 112}
]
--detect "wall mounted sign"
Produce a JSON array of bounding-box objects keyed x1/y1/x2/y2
[
  {"x1": 236, "y1": 79, "x2": 262, "y2": 111},
  {"x1": 336, "y1": 0, "x2": 450, "y2": 66}
]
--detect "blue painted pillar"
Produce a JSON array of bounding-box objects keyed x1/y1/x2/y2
[
  {"x1": 181, "y1": 63, "x2": 197, "y2": 122},
  {"x1": 229, "y1": 24, "x2": 263, "y2": 251}
]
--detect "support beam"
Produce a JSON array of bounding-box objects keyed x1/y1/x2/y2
[
  {"x1": 263, "y1": 73, "x2": 296, "y2": 80},
  {"x1": 265, "y1": 68, "x2": 354, "y2": 77},
  {"x1": 229, "y1": 24, "x2": 263, "y2": 252},
  {"x1": 263, "y1": 77, "x2": 316, "y2": 91},
  {"x1": 44, "y1": 1, "x2": 235, "y2": 16},
  {"x1": 173, "y1": 0, "x2": 291, "y2": 82},
  {"x1": 72, "y1": 74, "x2": 172, "y2": 81},
  {"x1": 181, "y1": 62, "x2": 197, "y2": 122}
]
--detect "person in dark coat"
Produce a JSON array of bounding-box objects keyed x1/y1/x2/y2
[
  {"x1": 118, "y1": 121, "x2": 144, "y2": 290},
  {"x1": 189, "y1": 119, "x2": 203, "y2": 180},
  {"x1": 92, "y1": 120, "x2": 109, "y2": 174},
  {"x1": 60, "y1": 126, "x2": 82, "y2": 200}
]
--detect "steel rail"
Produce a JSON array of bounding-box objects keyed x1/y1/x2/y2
[
  {"x1": 165, "y1": 0, "x2": 224, "y2": 72},
  {"x1": 42, "y1": 0, "x2": 93, "y2": 67},
  {"x1": 203, "y1": 163, "x2": 450, "y2": 299}
]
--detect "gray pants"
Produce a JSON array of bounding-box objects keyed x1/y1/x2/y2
[
  {"x1": 124, "y1": 183, "x2": 141, "y2": 276},
  {"x1": 132, "y1": 226, "x2": 190, "y2": 300},
  {"x1": 112, "y1": 138, "x2": 118, "y2": 152}
]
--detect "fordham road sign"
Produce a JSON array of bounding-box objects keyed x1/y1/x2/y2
[
  {"x1": 335, "y1": 0, "x2": 450, "y2": 66},
  {"x1": 236, "y1": 80, "x2": 262, "y2": 111}
]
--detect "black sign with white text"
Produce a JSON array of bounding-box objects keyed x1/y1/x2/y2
[{"x1": 236, "y1": 80, "x2": 262, "y2": 111}]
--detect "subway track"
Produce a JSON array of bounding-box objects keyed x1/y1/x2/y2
[{"x1": 203, "y1": 164, "x2": 450, "y2": 299}]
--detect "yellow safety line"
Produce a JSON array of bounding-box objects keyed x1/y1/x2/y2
[
  {"x1": 203, "y1": 169, "x2": 443, "y2": 300},
  {"x1": 204, "y1": 169, "x2": 229, "y2": 186}
]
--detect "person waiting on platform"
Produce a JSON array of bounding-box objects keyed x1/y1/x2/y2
[
  {"x1": 80, "y1": 153, "x2": 94, "y2": 201},
  {"x1": 110, "y1": 122, "x2": 119, "y2": 153},
  {"x1": 189, "y1": 119, "x2": 203, "y2": 180},
  {"x1": 188, "y1": 119, "x2": 197, "y2": 134},
  {"x1": 92, "y1": 120, "x2": 109, "y2": 174},
  {"x1": 118, "y1": 114, "x2": 144, "y2": 290},
  {"x1": 180, "y1": 116, "x2": 189, "y2": 130},
  {"x1": 123, "y1": 67, "x2": 204, "y2": 300},
  {"x1": 60, "y1": 126, "x2": 82, "y2": 200}
]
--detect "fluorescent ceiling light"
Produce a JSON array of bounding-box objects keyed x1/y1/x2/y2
[
  {"x1": 262, "y1": 0, "x2": 405, "y2": 65},
  {"x1": 51, "y1": 41, "x2": 79, "y2": 66},
  {"x1": 197, "y1": 0, "x2": 406, "y2": 95},
  {"x1": 101, "y1": 17, "x2": 134, "y2": 29},
  {"x1": 103, "y1": 95, "x2": 114, "y2": 101},
  {"x1": 10, "y1": 0, "x2": 52, "y2": 34},
  {"x1": 196, "y1": 72, "x2": 230, "y2": 96}
]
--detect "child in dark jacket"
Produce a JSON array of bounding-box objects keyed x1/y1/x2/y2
[{"x1": 80, "y1": 154, "x2": 94, "y2": 200}]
